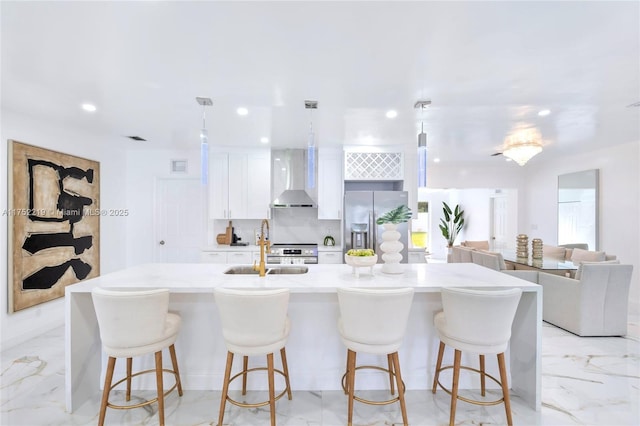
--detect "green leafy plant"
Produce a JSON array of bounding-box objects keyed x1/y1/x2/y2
[
  {"x1": 376, "y1": 204, "x2": 412, "y2": 225},
  {"x1": 439, "y1": 202, "x2": 464, "y2": 247}
]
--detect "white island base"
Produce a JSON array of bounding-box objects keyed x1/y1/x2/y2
[{"x1": 65, "y1": 263, "x2": 541, "y2": 413}]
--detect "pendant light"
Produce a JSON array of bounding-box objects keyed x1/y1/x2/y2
[
  {"x1": 305, "y1": 100, "x2": 318, "y2": 189},
  {"x1": 196, "y1": 97, "x2": 212, "y2": 185},
  {"x1": 415, "y1": 100, "x2": 431, "y2": 187}
]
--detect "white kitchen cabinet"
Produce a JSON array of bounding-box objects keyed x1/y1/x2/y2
[
  {"x1": 319, "y1": 250, "x2": 343, "y2": 264},
  {"x1": 226, "y1": 251, "x2": 252, "y2": 264},
  {"x1": 201, "y1": 251, "x2": 227, "y2": 264},
  {"x1": 201, "y1": 250, "x2": 258, "y2": 264},
  {"x1": 209, "y1": 150, "x2": 271, "y2": 220},
  {"x1": 318, "y1": 148, "x2": 343, "y2": 220}
]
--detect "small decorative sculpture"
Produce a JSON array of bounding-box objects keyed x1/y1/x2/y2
[
  {"x1": 516, "y1": 234, "x2": 528, "y2": 258},
  {"x1": 532, "y1": 238, "x2": 543, "y2": 260}
]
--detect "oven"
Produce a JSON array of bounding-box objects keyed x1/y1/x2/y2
[{"x1": 267, "y1": 243, "x2": 318, "y2": 265}]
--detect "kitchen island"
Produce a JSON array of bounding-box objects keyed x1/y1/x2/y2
[{"x1": 65, "y1": 262, "x2": 541, "y2": 412}]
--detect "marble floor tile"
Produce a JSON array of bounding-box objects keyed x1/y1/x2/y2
[{"x1": 1, "y1": 317, "x2": 639, "y2": 425}]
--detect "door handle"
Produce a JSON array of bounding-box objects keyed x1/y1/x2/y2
[{"x1": 159, "y1": 240, "x2": 165, "y2": 245}]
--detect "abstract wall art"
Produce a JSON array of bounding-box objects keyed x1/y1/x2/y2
[{"x1": 8, "y1": 140, "x2": 100, "y2": 312}]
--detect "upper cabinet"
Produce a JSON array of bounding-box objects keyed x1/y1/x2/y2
[
  {"x1": 318, "y1": 148, "x2": 343, "y2": 220},
  {"x1": 209, "y1": 149, "x2": 271, "y2": 220}
]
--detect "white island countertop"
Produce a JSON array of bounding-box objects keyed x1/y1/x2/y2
[
  {"x1": 67, "y1": 262, "x2": 540, "y2": 293},
  {"x1": 65, "y1": 263, "x2": 541, "y2": 413}
]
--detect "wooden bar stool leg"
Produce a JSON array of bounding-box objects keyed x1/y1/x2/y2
[
  {"x1": 242, "y1": 355, "x2": 249, "y2": 396},
  {"x1": 344, "y1": 351, "x2": 350, "y2": 395},
  {"x1": 387, "y1": 353, "x2": 395, "y2": 395},
  {"x1": 154, "y1": 351, "x2": 165, "y2": 426},
  {"x1": 347, "y1": 349, "x2": 357, "y2": 426},
  {"x1": 392, "y1": 352, "x2": 408, "y2": 426},
  {"x1": 218, "y1": 351, "x2": 234, "y2": 426},
  {"x1": 126, "y1": 357, "x2": 132, "y2": 401},
  {"x1": 479, "y1": 354, "x2": 486, "y2": 397},
  {"x1": 449, "y1": 349, "x2": 462, "y2": 426},
  {"x1": 498, "y1": 352, "x2": 513, "y2": 426},
  {"x1": 267, "y1": 353, "x2": 276, "y2": 426},
  {"x1": 280, "y1": 347, "x2": 292, "y2": 400},
  {"x1": 169, "y1": 344, "x2": 183, "y2": 396},
  {"x1": 432, "y1": 341, "x2": 445, "y2": 393},
  {"x1": 98, "y1": 357, "x2": 116, "y2": 426}
]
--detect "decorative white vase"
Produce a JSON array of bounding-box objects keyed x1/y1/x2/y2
[{"x1": 380, "y1": 223, "x2": 404, "y2": 274}]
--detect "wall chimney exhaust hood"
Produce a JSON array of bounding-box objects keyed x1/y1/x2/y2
[{"x1": 271, "y1": 149, "x2": 318, "y2": 208}]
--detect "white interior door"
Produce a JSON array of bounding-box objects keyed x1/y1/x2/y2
[
  {"x1": 490, "y1": 196, "x2": 508, "y2": 251},
  {"x1": 155, "y1": 178, "x2": 205, "y2": 262}
]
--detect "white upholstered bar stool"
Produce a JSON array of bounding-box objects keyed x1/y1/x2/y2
[
  {"x1": 91, "y1": 288, "x2": 183, "y2": 426},
  {"x1": 432, "y1": 287, "x2": 522, "y2": 426},
  {"x1": 337, "y1": 287, "x2": 415, "y2": 426},
  {"x1": 214, "y1": 288, "x2": 292, "y2": 426}
]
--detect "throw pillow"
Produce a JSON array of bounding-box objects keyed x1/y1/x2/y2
[
  {"x1": 542, "y1": 245, "x2": 566, "y2": 260},
  {"x1": 575, "y1": 259, "x2": 620, "y2": 280},
  {"x1": 571, "y1": 248, "x2": 606, "y2": 264}
]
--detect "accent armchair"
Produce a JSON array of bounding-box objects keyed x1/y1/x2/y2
[{"x1": 539, "y1": 264, "x2": 633, "y2": 336}]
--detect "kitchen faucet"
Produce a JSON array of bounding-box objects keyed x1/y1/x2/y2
[{"x1": 253, "y1": 218, "x2": 270, "y2": 277}]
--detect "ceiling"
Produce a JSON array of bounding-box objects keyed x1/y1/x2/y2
[{"x1": 2, "y1": 1, "x2": 639, "y2": 165}]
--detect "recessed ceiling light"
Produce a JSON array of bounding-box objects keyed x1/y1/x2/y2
[
  {"x1": 81, "y1": 103, "x2": 96, "y2": 112},
  {"x1": 386, "y1": 110, "x2": 398, "y2": 119},
  {"x1": 538, "y1": 109, "x2": 551, "y2": 116},
  {"x1": 433, "y1": 158, "x2": 440, "y2": 163},
  {"x1": 505, "y1": 158, "x2": 512, "y2": 162},
  {"x1": 260, "y1": 137, "x2": 269, "y2": 144},
  {"x1": 237, "y1": 107, "x2": 248, "y2": 116}
]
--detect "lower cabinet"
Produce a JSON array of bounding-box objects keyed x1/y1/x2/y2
[
  {"x1": 319, "y1": 251, "x2": 343, "y2": 264},
  {"x1": 201, "y1": 250, "x2": 257, "y2": 264}
]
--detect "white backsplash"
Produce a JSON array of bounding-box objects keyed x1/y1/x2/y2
[{"x1": 211, "y1": 209, "x2": 341, "y2": 247}]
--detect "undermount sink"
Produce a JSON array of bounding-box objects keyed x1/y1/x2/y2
[
  {"x1": 266, "y1": 266, "x2": 308, "y2": 275},
  {"x1": 223, "y1": 266, "x2": 260, "y2": 275},
  {"x1": 223, "y1": 266, "x2": 309, "y2": 275}
]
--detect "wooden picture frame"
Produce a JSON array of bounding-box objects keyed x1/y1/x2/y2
[{"x1": 8, "y1": 140, "x2": 100, "y2": 313}]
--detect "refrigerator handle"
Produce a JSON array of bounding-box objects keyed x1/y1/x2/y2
[{"x1": 369, "y1": 210, "x2": 375, "y2": 250}]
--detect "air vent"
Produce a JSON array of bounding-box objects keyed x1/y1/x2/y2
[
  {"x1": 305, "y1": 100, "x2": 318, "y2": 109},
  {"x1": 127, "y1": 136, "x2": 147, "y2": 141},
  {"x1": 171, "y1": 160, "x2": 187, "y2": 173}
]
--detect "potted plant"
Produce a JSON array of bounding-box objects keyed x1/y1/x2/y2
[
  {"x1": 375, "y1": 205, "x2": 412, "y2": 274},
  {"x1": 439, "y1": 202, "x2": 464, "y2": 248}
]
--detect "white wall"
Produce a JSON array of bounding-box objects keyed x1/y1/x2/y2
[
  {"x1": 1, "y1": 110, "x2": 128, "y2": 348},
  {"x1": 125, "y1": 148, "x2": 203, "y2": 266}
]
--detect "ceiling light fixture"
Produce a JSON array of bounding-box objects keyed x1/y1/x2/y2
[
  {"x1": 236, "y1": 107, "x2": 248, "y2": 116},
  {"x1": 502, "y1": 127, "x2": 543, "y2": 166},
  {"x1": 386, "y1": 110, "x2": 398, "y2": 119},
  {"x1": 305, "y1": 100, "x2": 318, "y2": 189},
  {"x1": 196, "y1": 96, "x2": 213, "y2": 185},
  {"x1": 538, "y1": 109, "x2": 551, "y2": 116},
  {"x1": 260, "y1": 137, "x2": 269, "y2": 144},
  {"x1": 414, "y1": 100, "x2": 431, "y2": 188},
  {"x1": 81, "y1": 103, "x2": 96, "y2": 112}
]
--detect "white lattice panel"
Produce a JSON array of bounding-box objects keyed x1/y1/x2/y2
[{"x1": 344, "y1": 152, "x2": 404, "y2": 180}]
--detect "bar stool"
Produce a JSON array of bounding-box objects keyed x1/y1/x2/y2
[
  {"x1": 91, "y1": 288, "x2": 183, "y2": 426},
  {"x1": 337, "y1": 287, "x2": 415, "y2": 426},
  {"x1": 432, "y1": 287, "x2": 522, "y2": 426},
  {"x1": 214, "y1": 288, "x2": 292, "y2": 426}
]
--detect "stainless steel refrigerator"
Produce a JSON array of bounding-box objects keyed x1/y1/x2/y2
[{"x1": 343, "y1": 191, "x2": 409, "y2": 263}]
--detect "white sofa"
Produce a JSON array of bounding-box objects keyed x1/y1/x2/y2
[{"x1": 504, "y1": 264, "x2": 634, "y2": 336}]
